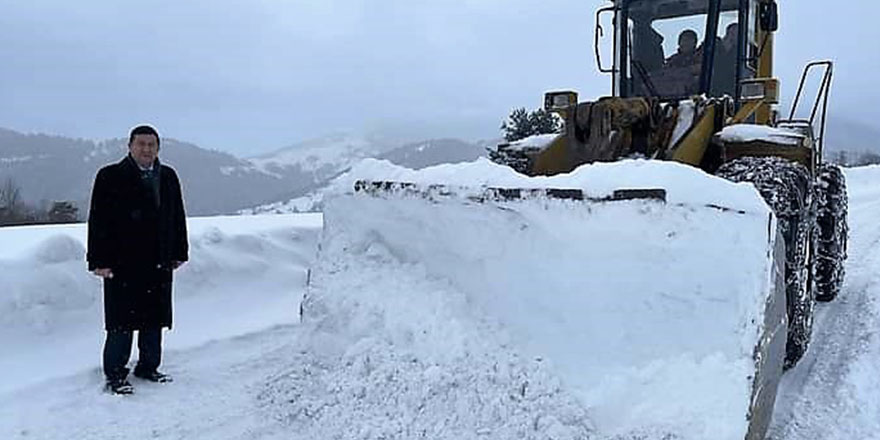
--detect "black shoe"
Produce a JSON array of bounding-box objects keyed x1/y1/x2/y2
[
  {"x1": 105, "y1": 378, "x2": 134, "y2": 395},
  {"x1": 133, "y1": 369, "x2": 173, "y2": 383}
]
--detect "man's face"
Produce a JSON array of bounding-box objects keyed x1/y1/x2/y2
[
  {"x1": 680, "y1": 35, "x2": 697, "y2": 54},
  {"x1": 129, "y1": 134, "x2": 159, "y2": 168}
]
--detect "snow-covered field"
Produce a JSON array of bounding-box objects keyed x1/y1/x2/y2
[
  {"x1": 0, "y1": 214, "x2": 321, "y2": 395},
  {"x1": 1, "y1": 162, "x2": 878, "y2": 440}
]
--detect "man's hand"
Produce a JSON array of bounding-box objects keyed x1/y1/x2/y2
[
  {"x1": 93, "y1": 268, "x2": 114, "y2": 279},
  {"x1": 172, "y1": 261, "x2": 185, "y2": 270}
]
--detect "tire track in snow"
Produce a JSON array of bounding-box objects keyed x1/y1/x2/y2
[
  {"x1": 768, "y1": 178, "x2": 880, "y2": 439},
  {"x1": 0, "y1": 325, "x2": 302, "y2": 440}
]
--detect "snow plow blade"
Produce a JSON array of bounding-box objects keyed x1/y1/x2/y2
[
  {"x1": 314, "y1": 161, "x2": 786, "y2": 440},
  {"x1": 354, "y1": 180, "x2": 669, "y2": 203}
]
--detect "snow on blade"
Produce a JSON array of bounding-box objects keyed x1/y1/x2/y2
[
  {"x1": 289, "y1": 158, "x2": 781, "y2": 440},
  {"x1": 502, "y1": 133, "x2": 561, "y2": 152},
  {"x1": 669, "y1": 99, "x2": 696, "y2": 148},
  {"x1": 328, "y1": 157, "x2": 770, "y2": 211},
  {"x1": 717, "y1": 124, "x2": 806, "y2": 146}
]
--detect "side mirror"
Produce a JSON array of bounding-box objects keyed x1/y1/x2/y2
[
  {"x1": 760, "y1": 1, "x2": 779, "y2": 32},
  {"x1": 595, "y1": 6, "x2": 616, "y2": 74}
]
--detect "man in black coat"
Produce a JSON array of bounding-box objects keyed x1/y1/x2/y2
[{"x1": 87, "y1": 124, "x2": 188, "y2": 395}]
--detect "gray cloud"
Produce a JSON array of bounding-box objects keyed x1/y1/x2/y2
[{"x1": 0, "y1": 0, "x2": 876, "y2": 156}]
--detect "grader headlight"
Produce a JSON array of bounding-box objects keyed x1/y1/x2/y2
[{"x1": 544, "y1": 91, "x2": 578, "y2": 112}]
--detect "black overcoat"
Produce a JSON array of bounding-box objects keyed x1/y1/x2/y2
[{"x1": 87, "y1": 156, "x2": 188, "y2": 331}]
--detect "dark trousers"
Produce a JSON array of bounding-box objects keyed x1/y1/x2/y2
[{"x1": 103, "y1": 328, "x2": 163, "y2": 380}]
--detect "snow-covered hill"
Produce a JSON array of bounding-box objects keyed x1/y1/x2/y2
[
  {"x1": 377, "y1": 138, "x2": 490, "y2": 170},
  {"x1": 248, "y1": 133, "x2": 388, "y2": 178},
  {"x1": 0, "y1": 128, "x2": 286, "y2": 215},
  {"x1": 0, "y1": 127, "x2": 491, "y2": 216},
  {"x1": 241, "y1": 139, "x2": 495, "y2": 214}
]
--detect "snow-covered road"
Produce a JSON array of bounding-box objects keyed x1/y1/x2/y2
[
  {"x1": 768, "y1": 166, "x2": 880, "y2": 439},
  {"x1": 1, "y1": 325, "x2": 301, "y2": 440}
]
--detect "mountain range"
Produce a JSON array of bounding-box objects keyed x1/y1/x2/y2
[
  {"x1": 0, "y1": 128, "x2": 489, "y2": 216},
  {"x1": 0, "y1": 116, "x2": 876, "y2": 217}
]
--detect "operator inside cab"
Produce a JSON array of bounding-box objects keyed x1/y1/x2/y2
[{"x1": 629, "y1": 11, "x2": 740, "y2": 100}]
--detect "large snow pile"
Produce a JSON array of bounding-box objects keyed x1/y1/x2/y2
[
  {"x1": 267, "y1": 158, "x2": 780, "y2": 440},
  {"x1": 0, "y1": 214, "x2": 321, "y2": 394}
]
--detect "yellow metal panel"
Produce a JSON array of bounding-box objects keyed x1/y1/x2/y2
[
  {"x1": 670, "y1": 105, "x2": 716, "y2": 166},
  {"x1": 756, "y1": 3, "x2": 775, "y2": 125},
  {"x1": 730, "y1": 99, "x2": 762, "y2": 124},
  {"x1": 532, "y1": 134, "x2": 574, "y2": 175}
]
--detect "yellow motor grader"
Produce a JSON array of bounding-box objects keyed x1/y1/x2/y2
[{"x1": 347, "y1": 1, "x2": 848, "y2": 438}]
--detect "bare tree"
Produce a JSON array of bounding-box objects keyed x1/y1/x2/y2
[
  {"x1": 0, "y1": 178, "x2": 24, "y2": 224},
  {"x1": 47, "y1": 201, "x2": 79, "y2": 224},
  {"x1": 0, "y1": 178, "x2": 49, "y2": 226},
  {"x1": 855, "y1": 151, "x2": 880, "y2": 166}
]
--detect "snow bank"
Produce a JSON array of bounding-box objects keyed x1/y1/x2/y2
[
  {"x1": 842, "y1": 164, "x2": 880, "y2": 204},
  {"x1": 262, "y1": 257, "x2": 595, "y2": 439},
  {"x1": 0, "y1": 214, "x2": 321, "y2": 394},
  {"x1": 283, "y1": 158, "x2": 780, "y2": 439}
]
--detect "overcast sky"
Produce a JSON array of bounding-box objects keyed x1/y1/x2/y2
[{"x1": 1, "y1": 0, "x2": 877, "y2": 156}]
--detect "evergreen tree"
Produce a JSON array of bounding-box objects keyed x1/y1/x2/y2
[{"x1": 501, "y1": 107, "x2": 562, "y2": 142}]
